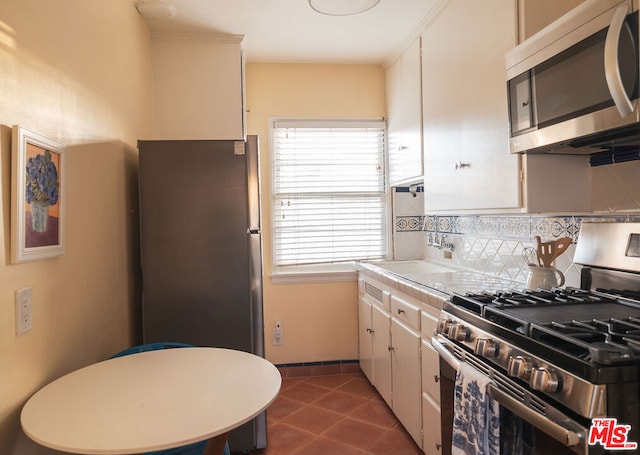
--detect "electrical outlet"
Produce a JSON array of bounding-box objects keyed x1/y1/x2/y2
[
  {"x1": 273, "y1": 320, "x2": 283, "y2": 345},
  {"x1": 15, "y1": 287, "x2": 33, "y2": 335}
]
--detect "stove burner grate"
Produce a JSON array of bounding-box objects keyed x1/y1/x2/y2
[
  {"x1": 531, "y1": 317, "x2": 640, "y2": 365},
  {"x1": 491, "y1": 288, "x2": 610, "y2": 307},
  {"x1": 448, "y1": 287, "x2": 640, "y2": 366}
]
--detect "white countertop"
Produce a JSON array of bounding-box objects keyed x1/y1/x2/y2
[{"x1": 358, "y1": 260, "x2": 523, "y2": 306}]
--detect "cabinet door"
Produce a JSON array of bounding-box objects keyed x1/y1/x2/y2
[
  {"x1": 151, "y1": 37, "x2": 245, "y2": 140},
  {"x1": 422, "y1": 394, "x2": 442, "y2": 454},
  {"x1": 421, "y1": 339, "x2": 440, "y2": 404},
  {"x1": 518, "y1": 0, "x2": 584, "y2": 41},
  {"x1": 422, "y1": 0, "x2": 520, "y2": 211},
  {"x1": 391, "y1": 318, "x2": 422, "y2": 448},
  {"x1": 372, "y1": 304, "x2": 392, "y2": 407},
  {"x1": 387, "y1": 37, "x2": 423, "y2": 185},
  {"x1": 358, "y1": 297, "x2": 374, "y2": 383}
]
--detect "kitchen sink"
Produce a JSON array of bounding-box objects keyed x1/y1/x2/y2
[
  {"x1": 364, "y1": 260, "x2": 519, "y2": 294},
  {"x1": 369, "y1": 260, "x2": 457, "y2": 275}
]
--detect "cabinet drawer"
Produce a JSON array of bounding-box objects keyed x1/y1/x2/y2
[
  {"x1": 421, "y1": 339, "x2": 440, "y2": 404},
  {"x1": 421, "y1": 306, "x2": 439, "y2": 338},
  {"x1": 390, "y1": 295, "x2": 420, "y2": 330}
]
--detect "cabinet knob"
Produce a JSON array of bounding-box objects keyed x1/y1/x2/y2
[
  {"x1": 397, "y1": 308, "x2": 405, "y2": 315},
  {"x1": 455, "y1": 162, "x2": 470, "y2": 170},
  {"x1": 388, "y1": 345, "x2": 395, "y2": 351},
  {"x1": 436, "y1": 442, "x2": 442, "y2": 450},
  {"x1": 434, "y1": 374, "x2": 440, "y2": 383},
  {"x1": 366, "y1": 328, "x2": 375, "y2": 334}
]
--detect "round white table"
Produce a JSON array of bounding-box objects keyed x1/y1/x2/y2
[{"x1": 21, "y1": 347, "x2": 281, "y2": 455}]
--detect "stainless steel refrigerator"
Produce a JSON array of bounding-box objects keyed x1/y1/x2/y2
[{"x1": 137, "y1": 136, "x2": 266, "y2": 452}]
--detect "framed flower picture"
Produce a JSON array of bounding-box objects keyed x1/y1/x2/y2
[{"x1": 11, "y1": 126, "x2": 65, "y2": 263}]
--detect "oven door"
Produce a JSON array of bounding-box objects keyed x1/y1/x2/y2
[{"x1": 433, "y1": 337, "x2": 591, "y2": 455}]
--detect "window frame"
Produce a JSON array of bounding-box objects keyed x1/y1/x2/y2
[{"x1": 269, "y1": 117, "x2": 391, "y2": 282}]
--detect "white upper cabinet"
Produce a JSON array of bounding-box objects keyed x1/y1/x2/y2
[
  {"x1": 150, "y1": 33, "x2": 245, "y2": 140},
  {"x1": 386, "y1": 37, "x2": 423, "y2": 186},
  {"x1": 421, "y1": 0, "x2": 520, "y2": 211},
  {"x1": 420, "y1": 0, "x2": 591, "y2": 213},
  {"x1": 517, "y1": 0, "x2": 585, "y2": 41}
]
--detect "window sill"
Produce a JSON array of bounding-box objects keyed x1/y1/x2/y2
[{"x1": 269, "y1": 262, "x2": 359, "y2": 284}]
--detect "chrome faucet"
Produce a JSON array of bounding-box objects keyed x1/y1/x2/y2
[{"x1": 427, "y1": 232, "x2": 455, "y2": 252}]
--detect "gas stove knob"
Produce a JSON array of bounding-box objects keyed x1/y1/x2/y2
[
  {"x1": 474, "y1": 338, "x2": 499, "y2": 358},
  {"x1": 448, "y1": 323, "x2": 470, "y2": 341},
  {"x1": 507, "y1": 356, "x2": 534, "y2": 380},
  {"x1": 436, "y1": 318, "x2": 453, "y2": 335},
  {"x1": 530, "y1": 367, "x2": 560, "y2": 393}
]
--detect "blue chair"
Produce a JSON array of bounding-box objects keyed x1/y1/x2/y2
[
  {"x1": 110, "y1": 342, "x2": 231, "y2": 455},
  {"x1": 109, "y1": 341, "x2": 195, "y2": 358}
]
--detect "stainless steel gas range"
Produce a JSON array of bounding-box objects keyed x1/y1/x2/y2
[{"x1": 433, "y1": 222, "x2": 640, "y2": 455}]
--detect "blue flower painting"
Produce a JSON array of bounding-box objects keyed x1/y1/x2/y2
[
  {"x1": 12, "y1": 126, "x2": 65, "y2": 263},
  {"x1": 26, "y1": 150, "x2": 59, "y2": 207},
  {"x1": 24, "y1": 144, "x2": 61, "y2": 246}
]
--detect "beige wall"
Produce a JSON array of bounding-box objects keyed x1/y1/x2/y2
[
  {"x1": 245, "y1": 63, "x2": 386, "y2": 365},
  {"x1": 0, "y1": 1, "x2": 152, "y2": 453}
]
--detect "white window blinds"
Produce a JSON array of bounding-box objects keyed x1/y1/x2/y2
[{"x1": 272, "y1": 119, "x2": 387, "y2": 266}]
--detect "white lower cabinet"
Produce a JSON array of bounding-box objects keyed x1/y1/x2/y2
[
  {"x1": 391, "y1": 317, "x2": 423, "y2": 447},
  {"x1": 421, "y1": 339, "x2": 440, "y2": 403},
  {"x1": 372, "y1": 304, "x2": 392, "y2": 406},
  {"x1": 421, "y1": 340, "x2": 442, "y2": 453},
  {"x1": 358, "y1": 278, "x2": 392, "y2": 407},
  {"x1": 358, "y1": 296, "x2": 374, "y2": 382},
  {"x1": 422, "y1": 394, "x2": 442, "y2": 454},
  {"x1": 358, "y1": 273, "x2": 445, "y2": 453}
]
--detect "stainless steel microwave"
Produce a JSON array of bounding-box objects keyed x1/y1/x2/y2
[{"x1": 506, "y1": 0, "x2": 639, "y2": 154}]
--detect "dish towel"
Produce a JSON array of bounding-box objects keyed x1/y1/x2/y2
[
  {"x1": 500, "y1": 408, "x2": 536, "y2": 455},
  {"x1": 452, "y1": 362, "x2": 500, "y2": 455}
]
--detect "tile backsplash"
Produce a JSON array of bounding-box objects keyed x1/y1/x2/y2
[
  {"x1": 392, "y1": 187, "x2": 640, "y2": 288},
  {"x1": 422, "y1": 214, "x2": 595, "y2": 287},
  {"x1": 592, "y1": 160, "x2": 640, "y2": 212},
  {"x1": 426, "y1": 214, "x2": 640, "y2": 287},
  {"x1": 392, "y1": 186, "x2": 424, "y2": 260}
]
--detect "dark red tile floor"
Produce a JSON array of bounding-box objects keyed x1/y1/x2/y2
[{"x1": 252, "y1": 372, "x2": 423, "y2": 455}]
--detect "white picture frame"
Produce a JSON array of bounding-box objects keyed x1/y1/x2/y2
[{"x1": 11, "y1": 126, "x2": 65, "y2": 263}]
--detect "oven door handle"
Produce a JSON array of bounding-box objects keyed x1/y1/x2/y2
[
  {"x1": 432, "y1": 337, "x2": 462, "y2": 370},
  {"x1": 486, "y1": 384, "x2": 582, "y2": 448},
  {"x1": 432, "y1": 338, "x2": 583, "y2": 449}
]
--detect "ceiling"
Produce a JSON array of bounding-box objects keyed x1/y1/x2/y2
[{"x1": 133, "y1": 0, "x2": 445, "y2": 64}]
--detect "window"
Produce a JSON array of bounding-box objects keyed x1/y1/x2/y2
[{"x1": 271, "y1": 119, "x2": 388, "y2": 269}]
